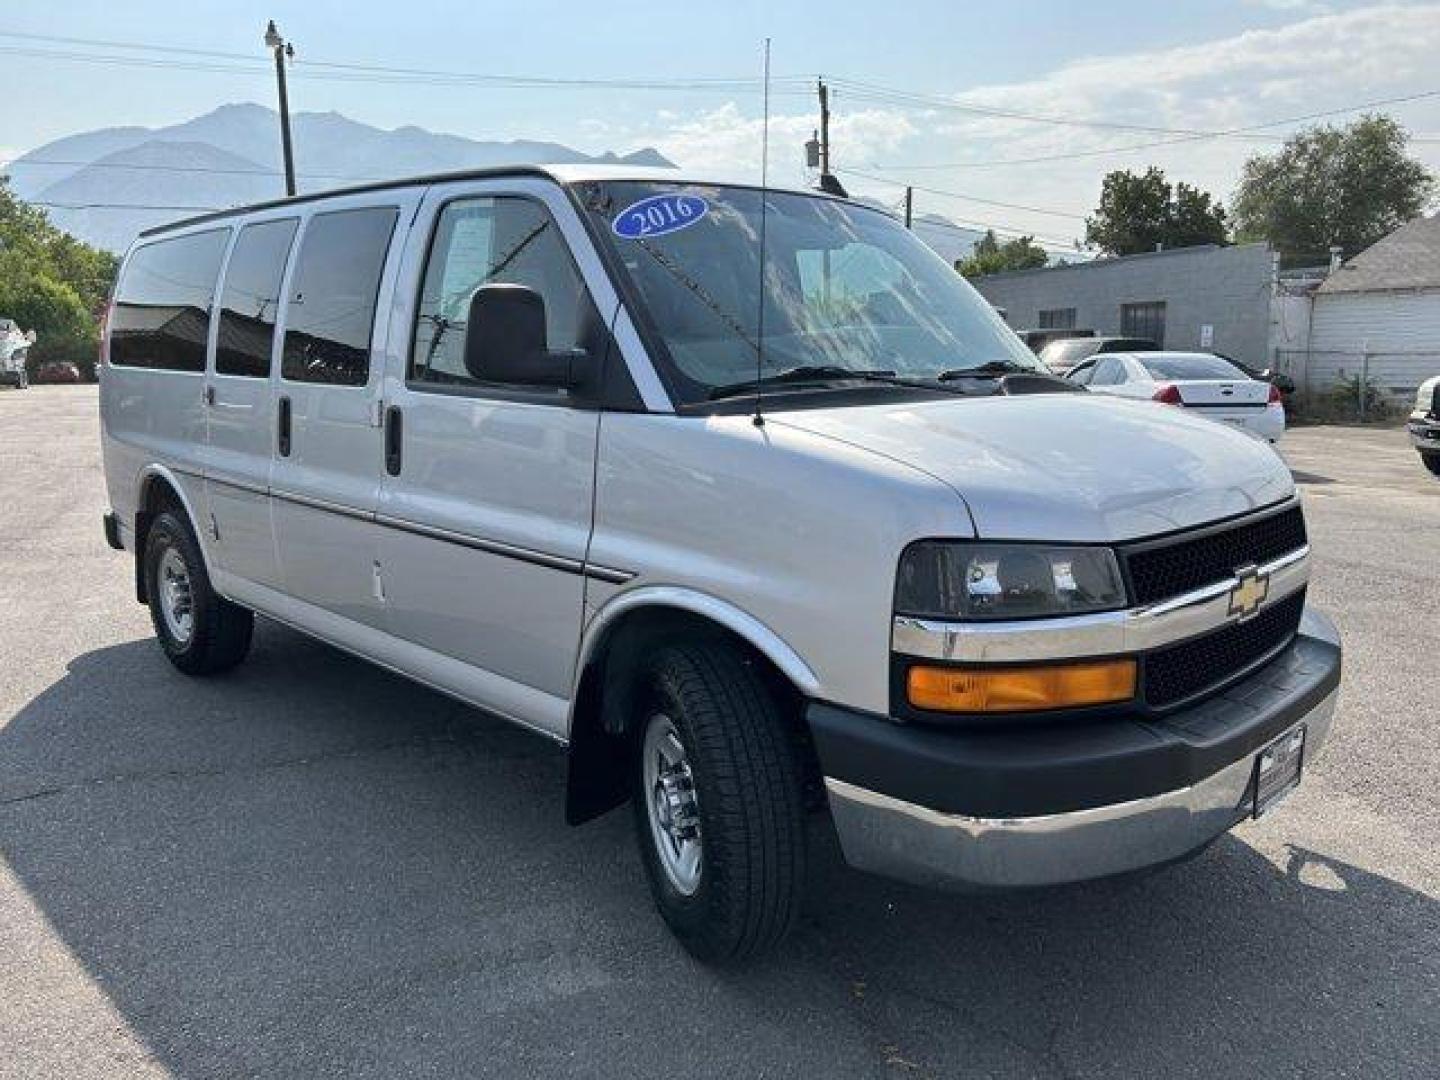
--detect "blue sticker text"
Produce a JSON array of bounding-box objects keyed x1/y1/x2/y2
[{"x1": 612, "y1": 193, "x2": 708, "y2": 240}]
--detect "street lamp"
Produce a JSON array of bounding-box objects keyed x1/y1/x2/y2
[{"x1": 264, "y1": 20, "x2": 297, "y2": 197}]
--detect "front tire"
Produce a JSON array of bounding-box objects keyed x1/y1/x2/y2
[
  {"x1": 630, "y1": 642, "x2": 807, "y2": 962},
  {"x1": 1422, "y1": 450, "x2": 1440, "y2": 477},
  {"x1": 143, "y1": 509, "x2": 253, "y2": 675}
]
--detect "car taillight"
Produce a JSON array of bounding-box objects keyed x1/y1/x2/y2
[
  {"x1": 1267, "y1": 382, "x2": 1282, "y2": 404},
  {"x1": 97, "y1": 300, "x2": 113, "y2": 368},
  {"x1": 1151, "y1": 383, "x2": 1182, "y2": 405}
]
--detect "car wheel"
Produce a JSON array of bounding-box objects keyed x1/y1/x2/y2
[
  {"x1": 631, "y1": 642, "x2": 807, "y2": 962},
  {"x1": 143, "y1": 509, "x2": 253, "y2": 675},
  {"x1": 1422, "y1": 451, "x2": 1440, "y2": 477}
]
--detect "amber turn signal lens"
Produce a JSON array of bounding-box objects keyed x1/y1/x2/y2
[{"x1": 907, "y1": 659, "x2": 1137, "y2": 713}]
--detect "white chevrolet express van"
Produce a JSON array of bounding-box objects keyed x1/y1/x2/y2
[{"x1": 100, "y1": 167, "x2": 1342, "y2": 960}]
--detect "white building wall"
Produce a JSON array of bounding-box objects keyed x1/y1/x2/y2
[{"x1": 1308, "y1": 290, "x2": 1440, "y2": 399}]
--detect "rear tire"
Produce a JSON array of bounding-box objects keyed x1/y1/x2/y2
[
  {"x1": 630, "y1": 641, "x2": 807, "y2": 963},
  {"x1": 143, "y1": 509, "x2": 253, "y2": 675},
  {"x1": 1422, "y1": 451, "x2": 1440, "y2": 477}
]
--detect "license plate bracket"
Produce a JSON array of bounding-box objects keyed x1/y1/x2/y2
[{"x1": 1253, "y1": 725, "x2": 1305, "y2": 817}]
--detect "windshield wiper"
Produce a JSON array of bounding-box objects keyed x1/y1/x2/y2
[
  {"x1": 936, "y1": 359, "x2": 1035, "y2": 380},
  {"x1": 708, "y1": 365, "x2": 900, "y2": 400}
]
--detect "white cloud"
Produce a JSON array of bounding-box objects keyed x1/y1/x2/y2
[
  {"x1": 1245, "y1": 0, "x2": 1329, "y2": 10},
  {"x1": 856, "y1": 3, "x2": 1440, "y2": 241},
  {"x1": 596, "y1": 4, "x2": 1440, "y2": 247},
  {"x1": 632, "y1": 101, "x2": 915, "y2": 185}
]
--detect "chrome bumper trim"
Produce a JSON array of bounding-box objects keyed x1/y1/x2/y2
[
  {"x1": 825, "y1": 687, "x2": 1337, "y2": 891},
  {"x1": 892, "y1": 546, "x2": 1308, "y2": 663}
]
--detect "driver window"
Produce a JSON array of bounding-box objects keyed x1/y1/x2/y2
[
  {"x1": 1069, "y1": 361, "x2": 1096, "y2": 385},
  {"x1": 411, "y1": 196, "x2": 597, "y2": 389}
]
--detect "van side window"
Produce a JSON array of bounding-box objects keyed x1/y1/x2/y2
[
  {"x1": 216, "y1": 218, "x2": 298, "y2": 378},
  {"x1": 281, "y1": 207, "x2": 398, "y2": 386},
  {"x1": 110, "y1": 229, "x2": 230, "y2": 372},
  {"x1": 411, "y1": 197, "x2": 597, "y2": 390}
]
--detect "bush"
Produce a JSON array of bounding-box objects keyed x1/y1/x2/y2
[{"x1": 1324, "y1": 373, "x2": 1389, "y2": 422}]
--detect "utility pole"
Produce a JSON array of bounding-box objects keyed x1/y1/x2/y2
[
  {"x1": 817, "y1": 77, "x2": 832, "y2": 177},
  {"x1": 264, "y1": 20, "x2": 297, "y2": 197},
  {"x1": 904, "y1": 186, "x2": 914, "y2": 230},
  {"x1": 814, "y1": 78, "x2": 847, "y2": 197}
]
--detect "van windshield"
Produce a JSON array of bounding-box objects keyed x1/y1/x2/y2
[{"x1": 576, "y1": 180, "x2": 1039, "y2": 406}]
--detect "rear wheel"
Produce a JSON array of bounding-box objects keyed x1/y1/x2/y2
[
  {"x1": 630, "y1": 642, "x2": 807, "y2": 962},
  {"x1": 143, "y1": 509, "x2": 253, "y2": 675},
  {"x1": 1422, "y1": 451, "x2": 1440, "y2": 477}
]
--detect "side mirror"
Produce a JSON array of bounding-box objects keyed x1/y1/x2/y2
[{"x1": 463, "y1": 284, "x2": 586, "y2": 388}]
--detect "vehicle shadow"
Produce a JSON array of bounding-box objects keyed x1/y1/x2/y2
[{"x1": 2, "y1": 626, "x2": 1435, "y2": 1078}]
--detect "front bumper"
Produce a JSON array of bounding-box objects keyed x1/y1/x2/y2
[{"x1": 811, "y1": 606, "x2": 1341, "y2": 890}]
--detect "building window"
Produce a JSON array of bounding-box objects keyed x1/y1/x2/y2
[
  {"x1": 1120, "y1": 301, "x2": 1166, "y2": 346},
  {"x1": 1038, "y1": 307, "x2": 1076, "y2": 330}
]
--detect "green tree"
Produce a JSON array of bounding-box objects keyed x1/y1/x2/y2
[
  {"x1": 1085, "y1": 167, "x2": 1228, "y2": 256},
  {"x1": 1232, "y1": 114, "x2": 1436, "y2": 259},
  {"x1": 0, "y1": 178, "x2": 119, "y2": 378},
  {"x1": 0, "y1": 257, "x2": 91, "y2": 341},
  {"x1": 956, "y1": 230, "x2": 1049, "y2": 278}
]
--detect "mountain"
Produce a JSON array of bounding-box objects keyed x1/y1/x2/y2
[{"x1": 6, "y1": 103, "x2": 675, "y2": 251}]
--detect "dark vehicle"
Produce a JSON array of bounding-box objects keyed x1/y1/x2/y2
[
  {"x1": 1019, "y1": 327, "x2": 1094, "y2": 354},
  {"x1": 35, "y1": 361, "x2": 83, "y2": 385},
  {"x1": 1039, "y1": 335, "x2": 1159, "y2": 374},
  {"x1": 1217, "y1": 354, "x2": 1297, "y2": 396},
  {"x1": 1410, "y1": 376, "x2": 1440, "y2": 476}
]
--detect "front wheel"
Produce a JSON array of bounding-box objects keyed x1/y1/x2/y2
[
  {"x1": 630, "y1": 642, "x2": 807, "y2": 963},
  {"x1": 1422, "y1": 450, "x2": 1440, "y2": 477},
  {"x1": 143, "y1": 509, "x2": 254, "y2": 675}
]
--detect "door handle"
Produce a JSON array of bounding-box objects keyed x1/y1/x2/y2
[
  {"x1": 277, "y1": 395, "x2": 292, "y2": 457},
  {"x1": 384, "y1": 405, "x2": 403, "y2": 476},
  {"x1": 203, "y1": 385, "x2": 215, "y2": 407}
]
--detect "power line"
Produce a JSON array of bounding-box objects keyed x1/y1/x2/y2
[
  {"x1": 4, "y1": 154, "x2": 377, "y2": 183},
  {"x1": 836, "y1": 167, "x2": 1087, "y2": 220},
  {"x1": 0, "y1": 32, "x2": 814, "y2": 92},
  {"x1": 830, "y1": 77, "x2": 1440, "y2": 149}
]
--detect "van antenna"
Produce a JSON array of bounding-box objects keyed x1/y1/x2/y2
[{"x1": 751, "y1": 37, "x2": 772, "y2": 428}]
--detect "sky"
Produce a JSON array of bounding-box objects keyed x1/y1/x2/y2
[{"x1": 3, "y1": 0, "x2": 1439, "y2": 250}]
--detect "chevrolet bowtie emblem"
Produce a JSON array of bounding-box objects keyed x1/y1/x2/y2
[{"x1": 1228, "y1": 565, "x2": 1270, "y2": 619}]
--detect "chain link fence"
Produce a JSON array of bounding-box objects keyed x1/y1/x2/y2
[{"x1": 1273, "y1": 347, "x2": 1437, "y2": 424}]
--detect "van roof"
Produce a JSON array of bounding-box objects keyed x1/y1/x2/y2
[{"x1": 138, "y1": 164, "x2": 853, "y2": 239}]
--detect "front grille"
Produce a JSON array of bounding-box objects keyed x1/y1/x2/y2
[
  {"x1": 1143, "y1": 589, "x2": 1305, "y2": 708},
  {"x1": 1124, "y1": 506, "x2": 1307, "y2": 606}
]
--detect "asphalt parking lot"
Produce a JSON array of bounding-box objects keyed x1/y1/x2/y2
[{"x1": 2, "y1": 386, "x2": 1437, "y2": 1079}]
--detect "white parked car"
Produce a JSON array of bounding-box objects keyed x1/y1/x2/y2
[
  {"x1": 1068, "y1": 351, "x2": 1286, "y2": 443},
  {"x1": 0, "y1": 318, "x2": 34, "y2": 389},
  {"x1": 98, "y1": 167, "x2": 1340, "y2": 961}
]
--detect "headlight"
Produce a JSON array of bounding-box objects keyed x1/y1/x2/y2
[{"x1": 895, "y1": 542, "x2": 1126, "y2": 620}]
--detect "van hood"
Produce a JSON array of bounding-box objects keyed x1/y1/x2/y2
[{"x1": 771, "y1": 393, "x2": 1294, "y2": 542}]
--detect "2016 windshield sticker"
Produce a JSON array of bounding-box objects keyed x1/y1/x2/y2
[{"x1": 612, "y1": 194, "x2": 708, "y2": 240}]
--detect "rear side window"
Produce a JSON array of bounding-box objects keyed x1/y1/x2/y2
[
  {"x1": 1090, "y1": 357, "x2": 1128, "y2": 386},
  {"x1": 1141, "y1": 355, "x2": 1245, "y2": 381},
  {"x1": 110, "y1": 229, "x2": 230, "y2": 371},
  {"x1": 282, "y1": 207, "x2": 398, "y2": 386},
  {"x1": 216, "y1": 218, "x2": 299, "y2": 378}
]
